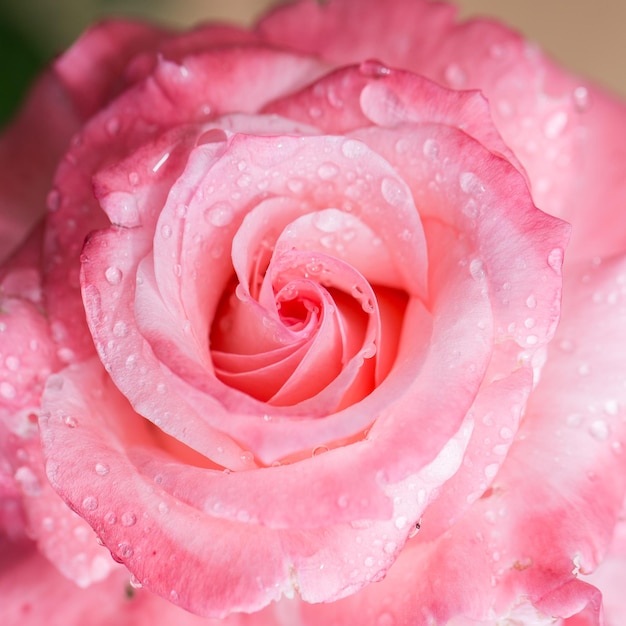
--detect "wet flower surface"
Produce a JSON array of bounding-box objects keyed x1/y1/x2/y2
[{"x1": 1, "y1": 1, "x2": 626, "y2": 624}]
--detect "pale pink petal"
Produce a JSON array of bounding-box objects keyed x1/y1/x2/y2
[
  {"x1": 0, "y1": 538, "x2": 253, "y2": 626},
  {"x1": 45, "y1": 46, "x2": 328, "y2": 365},
  {"x1": 0, "y1": 73, "x2": 79, "y2": 264},
  {"x1": 584, "y1": 512, "x2": 626, "y2": 626},
  {"x1": 40, "y1": 356, "x2": 477, "y2": 614},
  {"x1": 258, "y1": 0, "x2": 626, "y2": 261}
]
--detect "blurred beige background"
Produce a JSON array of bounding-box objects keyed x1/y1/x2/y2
[{"x1": 2, "y1": 0, "x2": 625, "y2": 97}]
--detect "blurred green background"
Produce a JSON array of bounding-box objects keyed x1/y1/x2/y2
[{"x1": 2, "y1": 0, "x2": 626, "y2": 127}]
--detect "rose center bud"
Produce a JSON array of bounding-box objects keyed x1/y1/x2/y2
[{"x1": 210, "y1": 246, "x2": 380, "y2": 409}]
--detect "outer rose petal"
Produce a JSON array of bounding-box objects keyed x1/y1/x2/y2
[
  {"x1": 43, "y1": 47, "x2": 327, "y2": 364},
  {"x1": 0, "y1": 538, "x2": 257, "y2": 626},
  {"x1": 276, "y1": 251, "x2": 626, "y2": 626},
  {"x1": 257, "y1": 0, "x2": 626, "y2": 261},
  {"x1": 584, "y1": 510, "x2": 626, "y2": 626},
  {"x1": 0, "y1": 21, "x2": 168, "y2": 265}
]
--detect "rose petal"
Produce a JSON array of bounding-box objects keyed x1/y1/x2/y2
[{"x1": 258, "y1": 0, "x2": 626, "y2": 261}]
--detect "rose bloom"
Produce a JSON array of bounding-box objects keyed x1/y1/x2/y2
[{"x1": 1, "y1": 0, "x2": 626, "y2": 624}]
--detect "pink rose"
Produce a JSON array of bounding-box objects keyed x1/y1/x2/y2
[{"x1": 1, "y1": 1, "x2": 626, "y2": 624}]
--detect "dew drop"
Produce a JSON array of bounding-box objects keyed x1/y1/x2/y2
[
  {"x1": 105, "y1": 267, "x2": 123, "y2": 285},
  {"x1": 240, "y1": 451, "x2": 254, "y2": 464},
  {"x1": 566, "y1": 413, "x2": 583, "y2": 428},
  {"x1": 604, "y1": 399, "x2": 619, "y2": 416},
  {"x1": 500, "y1": 427, "x2": 513, "y2": 440},
  {"x1": 543, "y1": 111, "x2": 568, "y2": 138},
  {"x1": 287, "y1": 178, "x2": 304, "y2": 193},
  {"x1": 312, "y1": 445, "x2": 330, "y2": 456},
  {"x1": 381, "y1": 177, "x2": 407, "y2": 207},
  {"x1": 121, "y1": 512, "x2": 137, "y2": 527},
  {"x1": 0, "y1": 382, "x2": 16, "y2": 399},
  {"x1": 547, "y1": 248, "x2": 564, "y2": 273},
  {"x1": 117, "y1": 542, "x2": 134, "y2": 559},
  {"x1": 113, "y1": 320, "x2": 128, "y2": 338},
  {"x1": 318, "y1": 163, "x2": 339, "y2": 180},
  {"x1": 314, "y1": 210, "x2": 343, "y2": 233},
  {"x1": 205, "y1": 202, "x2": 234, "y2": 227},
  {"x1": 589, "y1": 420, "x2": 610, "y2": 441},
  {"x1": 469, "y1": 259, "x2": 485, "y2": 281},
  {"x1": 14, "y1": 466, "x2": 42, "y2": 497},
  {"x1": 337, "y1": 495, "x2": 349, "y2": 508},
  {"x1": 196, "y1": 128, "x2": 228, "y2": 145},
  {"x1": 64, "y1": 415, "x2": 78, "y2": 428},
  {"x1": 160, "y1": 224, "x2": 172, "y2": 239},
  {"x1": 377, "y1": 612, "x2": 396, "y2": 626},
  {"x1": 484, "y1": 463, "x2": 499, "y2": 479},
  {"x1": 105, "y1": 117, "x2": 121, "y2": 136},
  {"x1": 341, "y1": 139, "x2": 366, "y2": 159},
  {"x1": 444, "y1": 63, "x2": 466, "y2": 88},
  {"x1": 459, "y1": 172, "x2": 484, "y2": 195},
  {"x1": 572, "y1": 86, "x2": 591, "y2": 112},
  {"x1": 422, "y1": 138, "x2": 439, "y2": 159},
  {"x1": 4, "y1": 356, "x2": 20, "y2": 372},
  {"x1": 95, "y1": 463, "x2": 110, "y2": 476},
  {"x1": 408, "y1": 518, "x2": 422, "y2": 538},
  {"x1": 129, "y1": 574, "x2": 143, "y2": 589},
  {"x1": 47, "y1": 189, "x2": 61, "y2": 212},
  {"x1": 359, "y1": 59, "x2": 391, "y2": 77},
  {"x1": 82, "y1": 496, "x2": 99, "y2": 511}
]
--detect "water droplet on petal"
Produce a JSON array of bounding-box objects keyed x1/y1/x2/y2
[
  {"x1": 129, "y1": 574, "x2": 143, "y2": 589},
  {"x1": 14, "y1": 466, "x2": 42, "y2": 496},
  {"x1": 0, "y1": 382, "x2": 16, "y2": 399},
  {"x1": 469, "y1": 259, "x2": 485, "y2": 281},
  {"x1": 117, "y1": 542, "x2": 134, "y2": 559},
  {"x1": 105, "y1": 267, "x2": 123, "y2": 285},
  {"x1": 341, "y1": 139, "x2": 366, "y2": 159},
  {"x1": 359, "y1": 59, "x2": 391, "y2": 77},
  {"x1": 64, "y1": 415, "x2": 78, "y2": 428},
  {"x1": 82, "y1": 496, "x2": 98, "y2": 511},
  {"x1": 543, "y1": 111, "x2": 568, "y2": 139},
  {"x1": 459, "y1": 172, "x2": 484, "y2": 195},
  {"x1": 160, "y1": 224, "x2": 172, "y2": 239},
  {"x1": 547, "y1": 248, "x2": 564, "y2": 273},
  {"x1": 381, "y1": 177, "x2": 407, "y2": 207},
  {"x1": 444, "y1": 63, "x2": 466, "y2": 88},
  {"x1": 95, "y1": 463, "x2": 110, "y2": 476},
  {"x1": 422, "y1": 138, "x2": 439, "y2": 159},
  {"x1": 312, "y1": 445, "x2": 330, "y2": 456},
  {"x1": 408, "y1": 518, "x2": 422, "y2": 538},
  {"x1": 589, "y1": 420, "x2": 610, "y2": 441},
  {"x1": 572, "y1": 86, "x2": 591, "y2": 112},
  {"x1": 121, "y1": 512, "x2": 137, "y2": 527},
  {"x1": 377, "y1": 612, "x2": 397, "y2": 626},
  {"x1": 47, "y1": 189, "x2": 61, "y2": 212},
  {"x1": 105, "y1": 117, "x2": 121, "y2": 136},
  {"x1": 318, "y1": 163, "x2": 339, "y2": 180},
  {"x1": 113, "y1": 321, "x2": 128, "y2": 337},
  {"x1": 205, "y1": 202, "x2": 234, "y2": 227}
]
